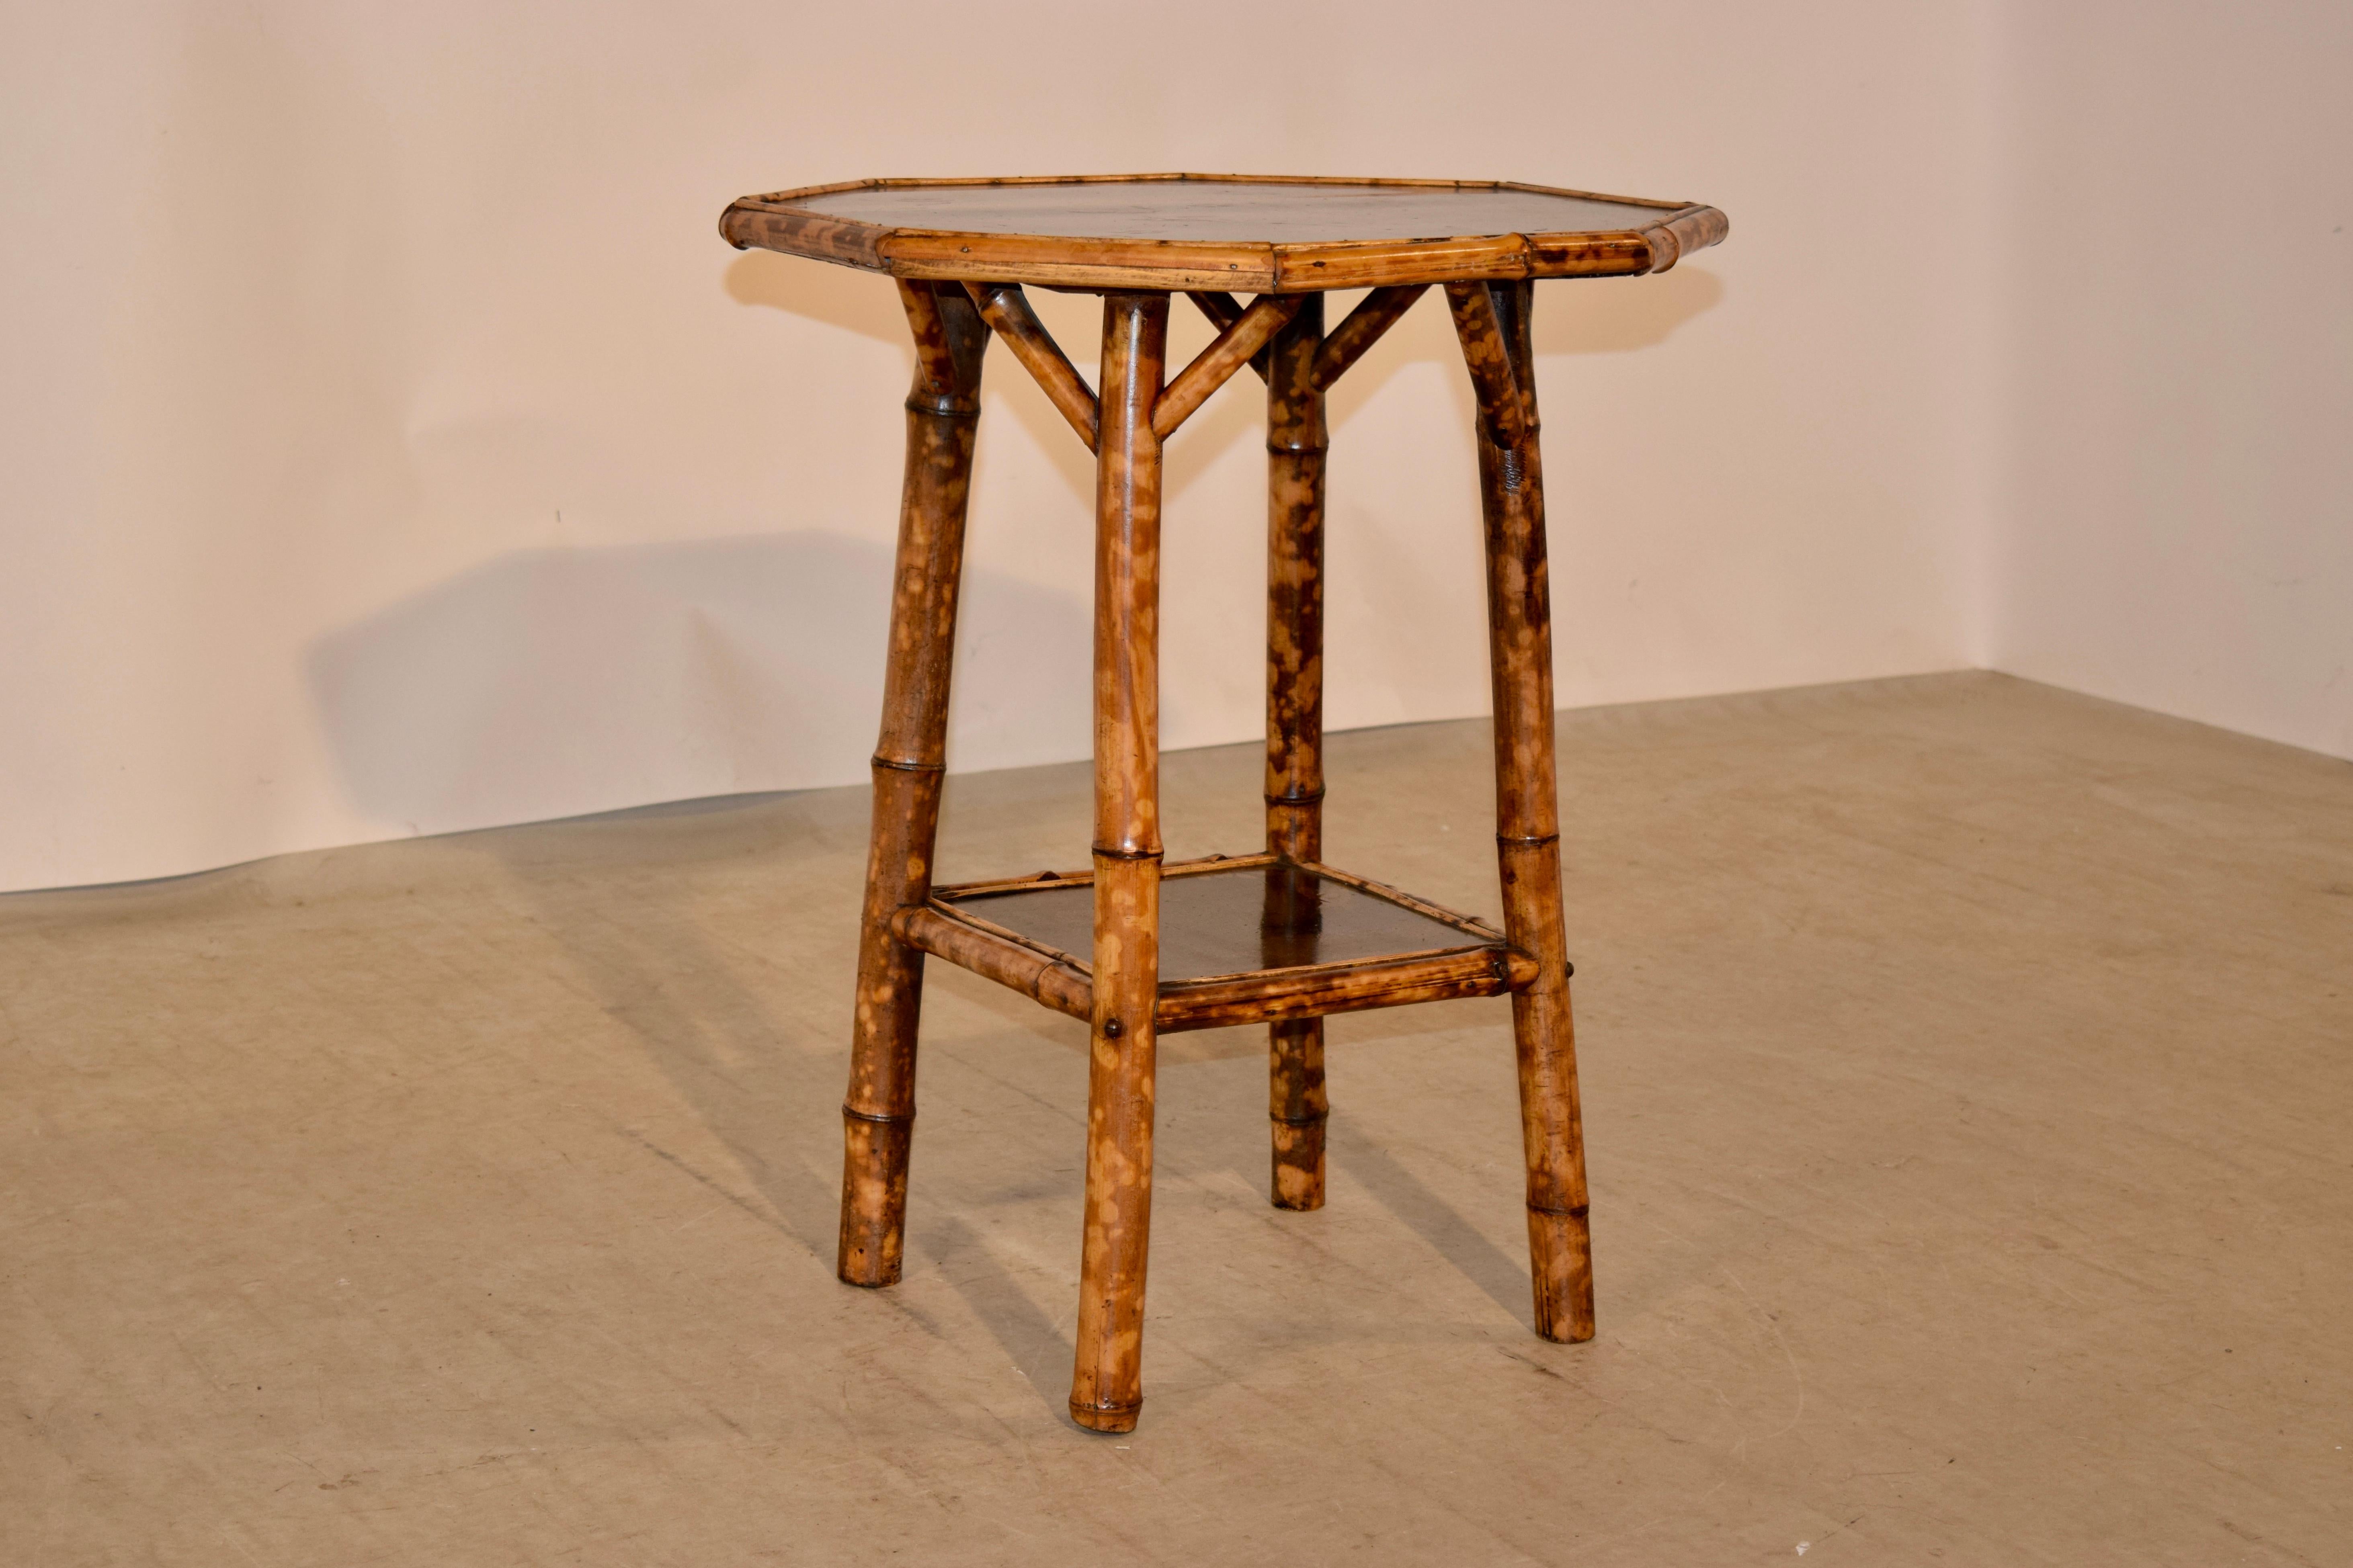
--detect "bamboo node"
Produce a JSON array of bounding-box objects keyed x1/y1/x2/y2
[{"x1": 904, "y1": 393, "x2": 980, "y2": 420}]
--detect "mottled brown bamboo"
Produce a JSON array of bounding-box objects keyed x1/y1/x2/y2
[
  {"x1": 837, "y1": 280, "x2": 987, "y2": 1289},
  {"x1": 721, "y1": 176, "x2": 1727, "y2": 293},
  {"x1": 731, "y1": 173, "x2": 1739, "y2": 1431},
  {"x1": 1071, "y1": 292, "x2": 1168, "y2": 1435},
  {"x1": 1449, "y1": 284, "x2": 1529, "y2": 448},
  {"x1": 1184, "y1": 291, "x2": 1273, "y2": 382},
  {"x1": 1310, "y1": 284, "x2": 1429, "y2": 391},
  {"x1": 1151, "y1": 295, "x2": 1302, "y2": 439},
  {"x1": 1262, "y1": 293, "x2": 1330, "y2": 1211},
  {"x1": 962, "y1": 281, "x2": 1100, "y2": 451},
  {"x1": 1448, "y1": 278, "x2": 1595, "y2": 1344},
  {"x1": 912, "y1": 232, "x2": 1278, "y2": 293},
  {"x1": 1263, "y1": 299, "x2": 1328, "y2": 877},
  {"x1": 889, "y1": 903, "x2": 1092, "y2": 1022},
  {"x1": 1163, "y1": 945, "x2": 1534, "y2": 1033}
]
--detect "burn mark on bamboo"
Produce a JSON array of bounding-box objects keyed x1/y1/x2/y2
[{"x1": 724, "y1": 176, "x2": 1725, "y2": 292}]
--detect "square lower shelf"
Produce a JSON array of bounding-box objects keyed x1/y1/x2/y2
[{"x1": 890, "y1": 852, "x2": 1539, "y2": 1034}]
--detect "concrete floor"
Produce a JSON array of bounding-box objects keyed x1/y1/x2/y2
[{"x1": 5, "y1": 672, "x2": 2349, "y2": 1564}]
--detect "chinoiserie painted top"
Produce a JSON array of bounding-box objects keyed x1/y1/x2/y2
[{"x1": 719, "y1": 174, "x2": 1727, "y2": 294}]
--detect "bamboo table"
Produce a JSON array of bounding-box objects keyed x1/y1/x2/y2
[{"x1": 719, "y1": 175, "x2": 1728, "y2": 1432}]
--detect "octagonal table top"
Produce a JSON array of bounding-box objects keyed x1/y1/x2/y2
[{"x1": 720, "y1": 174, "x2": 1726, "y2": 294}]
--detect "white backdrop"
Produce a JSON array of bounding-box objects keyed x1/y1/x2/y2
[
  {"x1": 2, "y1": 2, "x2": 2341, "y2": 894},
  {"x1": 1983, "y1": 1, "x2": 2353, "y2": 761}
]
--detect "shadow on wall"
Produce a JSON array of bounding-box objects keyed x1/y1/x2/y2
[
  {"x1": 721, "y1": 245, "x2": 1727, "y2": 452},
  {"x1": 306, "y1": 530, "x2": 1090, "y2": 837},
  {"x1": 726, "y1": 250, "x2": 1103, "y2": 510},
  {"x1": 719, "y1": 244, "x2": 1726, "y2": 361},
  {"x1": 722, "y1": 247, "x2": 912, "y2": 349},
  {"x1": 1326, "y1": 263, "x2": 1729, "y2": 423},
  {"x1": 308, "y1": 263, "x2": 1723, "y2": 841},
  {"x1": 1534, "y1": 262, "x2": 1726, "y2": 355}
]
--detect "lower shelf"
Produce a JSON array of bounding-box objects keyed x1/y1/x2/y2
[{"x1": 892, "y1": 852, "x2": 1541, "y2": 1034}]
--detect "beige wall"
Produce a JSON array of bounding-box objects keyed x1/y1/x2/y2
[
  {"x1": 1984, "y1": 2, "x2": 2353, "y2": 761},
  {"x1": 0, "y1": 2, "x2": 2065, "y2": 891}
]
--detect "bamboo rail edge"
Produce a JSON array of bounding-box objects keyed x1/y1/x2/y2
[
  {"x1": 721, "y1": 174, "x2": 1728, "y2": 293},
  {"x1": 888, "y1": 853, "x2": 1551, "y2": 1034}
]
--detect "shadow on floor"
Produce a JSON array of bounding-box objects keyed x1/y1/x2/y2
[
  {"x1": 1331, "y1": 1109, "x2": 1535, "y2": 1330},
  {"x1": 920, "y1": 1213, "x2": 1075, "y2": 1422}
]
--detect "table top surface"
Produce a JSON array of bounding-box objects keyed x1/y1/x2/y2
[{"x1": 720, "y1": 174, "x2": 1726, "y2": 293}]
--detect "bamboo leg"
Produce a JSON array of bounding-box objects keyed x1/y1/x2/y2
[
  {"x1": 837, "y1": 282, "x2": 987, "y2": 1288},
  {"x1": 1263, "y1": 294, "x2": 1330, "y2": 1211},
  {"x1": 1069, "y1": 291, "x2": 1170, "y2": 1433},
  {"x1": 1447, "y1": 279, "x2": 1595, "y2": 1343}
]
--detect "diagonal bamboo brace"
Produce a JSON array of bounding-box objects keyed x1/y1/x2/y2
[
  {"x1": 963, "y1": 280, "x2": 1101, "y2": 452},
  {"x1": 1183, "y1": 291, "x2": 1273, "y2": 383},
  {"x1": 1152, "y1": 295, "x2": 1303, "y2": 440},
  {"x1": 1312, "y1": 284, "x2": 1429, "y2": 391},
  {"x1": 1443, "y1": 282, "x2": 1527, "y2": 448}
]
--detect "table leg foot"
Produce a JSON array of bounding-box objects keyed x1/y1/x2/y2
[
  {"x1": 1527, "y1": 1202, "x2": 1597, "y2": 1343},
  {"x1": 1068, "y1": 1398, "x2": 1144, "y2": 1435},
  {"x1": 1269, "y1": 1020, "x2": 1328, "y2": 1212}
]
